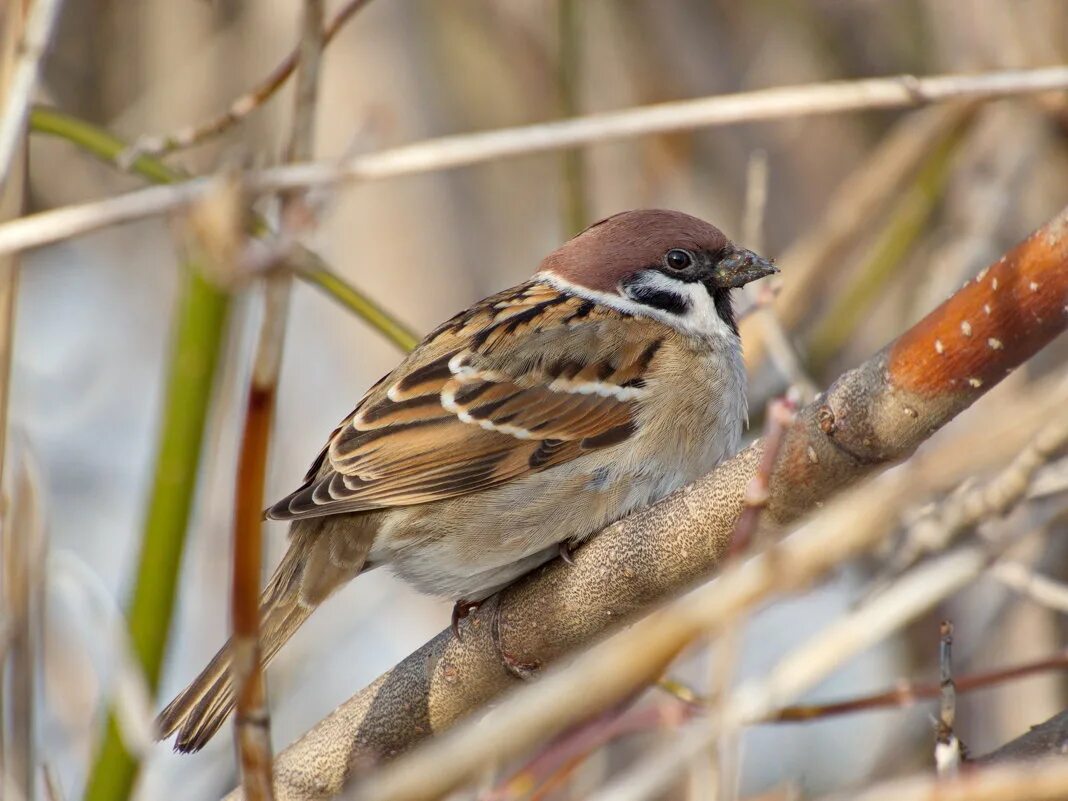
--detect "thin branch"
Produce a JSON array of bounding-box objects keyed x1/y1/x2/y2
[
  {"x1": 729, "y1": 392, "x2": 798, "y2": 556},
  {"x1": 5, "y1": 67, "x2": 1068, "y2": 256},
  {"x1": 0, "y1": 0, "x2": 64, "y2": 193},
  {"x1": 770, "y1": 651, "x2": 1068, "y2": 722},
  {"x1": 230, "y1": 197, "x2": 278, "y2": 800},
  {"x1": 123, "y1": 0, "x2": 376, "y2": 161},
  {"x1": 740, "y1": 152, "x2": 817, "y2": 399},
  {"x1": 226, "y1": 203, "x2": 1068, "y2": 801},
  {"x1": 936, "y1": 620, "x2": 963, "y2": 777},
  {"x1": 231, "y1": 1, "x2": 326, "y2": 796},
  {"x1": 28, "y1": 106, "x2": 418, "y2": 351}
]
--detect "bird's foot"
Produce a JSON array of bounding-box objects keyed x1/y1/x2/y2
[
  {"x1": 558, "y1": 540, "x2": 576, "y2": 565},
  {"x1": 451, "y1": 598, "x2": 482, "y2": 641},
  {"x1": 489, "y1": 598, "x2": 540, "y2": 680}
]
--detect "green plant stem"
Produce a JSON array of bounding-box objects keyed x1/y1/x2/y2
[
  {"x1": 28, "y1": 106, "x2": 418, "y2": 351},
  {"x1": 83, "y1": 261, "x2": 229, "y2": 801},
  {"x1": 295, "y1": 252, "x2": 418, "y2": 352},
  {"x1": 805, "y1": 116, "x2": 971, "y2": 373},
  {"x1": 557, "y1": 0, "x2": 587, "y2": 236}
]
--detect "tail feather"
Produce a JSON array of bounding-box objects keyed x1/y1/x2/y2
[
  {"x1": 157, "y1": 518, "x2": 371, "y2": 752},
  {"x1": 156, "y1": 602, "x2": 312, "y2": 752}
]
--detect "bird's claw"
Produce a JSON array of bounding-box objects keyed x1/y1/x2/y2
[{"x1": 451, "y1": 598, "x2": 482, "y2": 641}]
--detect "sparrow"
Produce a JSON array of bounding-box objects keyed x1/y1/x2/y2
[{"x1": 158, "y1": 208, "x2": 777, "y2": 752}]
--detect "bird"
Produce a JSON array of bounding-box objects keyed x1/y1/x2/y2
[{"x1": 157, "y1": 208, "x2": 778, "y2": 752}]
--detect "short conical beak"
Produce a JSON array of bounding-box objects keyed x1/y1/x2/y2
[{"x1": 713, "y1": 246, "x2": 779, "y2": 288}]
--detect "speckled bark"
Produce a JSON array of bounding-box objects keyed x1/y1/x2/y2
[{"x1": 232, "y1": 207, "x2": 1068, "y2": 800}]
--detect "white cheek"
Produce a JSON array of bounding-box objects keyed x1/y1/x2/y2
[
  {"x1": 537, "y1": 270, "x2": 733, "y2": 341},
  {"x1": 675, "y1": 280, "x2": 736, "y2": 340}
]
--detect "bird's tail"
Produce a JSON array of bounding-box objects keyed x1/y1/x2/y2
[{"x1": 157, "y1": 518, "x2": 370, "y2": 752}]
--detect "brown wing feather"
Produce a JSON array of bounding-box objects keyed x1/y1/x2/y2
[{"x1": 266, "y1": 281, "x2": 668, "y2": 521}]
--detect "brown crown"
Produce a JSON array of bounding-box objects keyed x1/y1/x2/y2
[{"x1": 539, "y1": 209, "x2": 730, "y2": 293}]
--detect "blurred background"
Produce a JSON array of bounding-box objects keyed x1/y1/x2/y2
[{"x1": 7, "y1": 0, "x2": 1068, "y2": 799}]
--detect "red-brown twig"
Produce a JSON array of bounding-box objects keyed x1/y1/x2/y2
[
  {"x1": 230, "y1": 2, "x2": 328, "y2": 798},
  {"x1": 483, "y1": 699, "x2": 696, "y2": 801},
  {"x1": 771, "y1": 651, "x2": 1068, "y2": 722},
  {"x1": 121, "y1": 0, "x2": 375, "y2": 163},
  {"x1": 935, "y1": 620, "x2": 963, "y2": 776},
  {"x1": 729, "y1": 392, "x2": 799, "y2": 556}
]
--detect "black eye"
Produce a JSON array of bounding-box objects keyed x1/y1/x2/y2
[{"x1": 665, "y1": 249, "x2": 693, "y2": 271}]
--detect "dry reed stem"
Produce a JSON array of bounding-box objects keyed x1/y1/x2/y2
[
  {"x1": 3, "y1": 68, "x2": 1068, "y2": 256},
  {"x1": 1, "y1": 443, "x2": 45, "y2": 801},
  {"x1": 229, "y1": 206, "x2": 1068, "y2": 800},
  {"x1": 740, "y1": 150, "x2": 815, "y2": 396},
  {"x1": 990, "y1": 562, "x2": 1068, "y2": 613},
  {"x1": 0, "y1": 0, "x2": 64, "y2": 193}
]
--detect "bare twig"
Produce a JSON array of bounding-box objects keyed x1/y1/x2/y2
[
  {"x1": 771, "y1": 651, "x2": 1068, "y2": 722},
  {"x1": 0, "y1": 0, "x2": 64, "y2": 193},
  {"x1": 5, "y1": 67, "x2": 1068, "y2": 256},
  {"x1": 123, "y1": 0, "x2": 376, "y2": 161},
  {"x1": 729, "y1": 392, "x2": 798, "y2": 556},
  {"x1": 231, "y1": 3, "x2": 327, "y2": 798},
  {"x1": 936, "y1": 620, "x2": 963, "y2": 777},
  {"x1": 740, "y1": 152, "x2": 816, "y2": 399},
  {"x1": 229, "y1": 197, "x2": 278, "y2": 800}
]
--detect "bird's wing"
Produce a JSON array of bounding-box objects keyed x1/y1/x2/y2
[{"x1": 266, "y1": 281, "x2": 669, "y2": 520}]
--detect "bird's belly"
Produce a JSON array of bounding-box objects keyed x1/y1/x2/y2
[{"x1": 375, "y1": 430, "x2": 733, "y2": 600}]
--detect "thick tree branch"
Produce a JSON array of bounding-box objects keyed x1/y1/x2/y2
[{"x1": 222, "y1": 204, "x2": 1068, "y2": 800}]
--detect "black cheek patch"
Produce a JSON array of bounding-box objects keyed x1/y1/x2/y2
[{"x1": 624, "y1": 284, "x2": 691, "y2": 316}]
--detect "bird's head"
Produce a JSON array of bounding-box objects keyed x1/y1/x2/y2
[{"x1": 539, "y1": 208, "x2": 778, "y2": 337}]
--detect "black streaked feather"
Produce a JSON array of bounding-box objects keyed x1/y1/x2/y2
[{"x1": 581, "y1": 421, "x2": 636, "y2": 449}]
